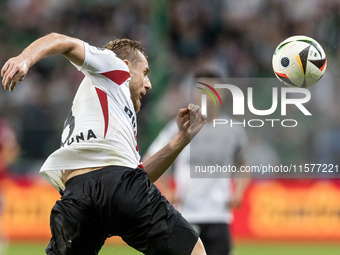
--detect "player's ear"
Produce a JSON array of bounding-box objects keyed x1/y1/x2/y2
[{"x1": 123, "y1": 59, "x2": 133, "y2": 72}]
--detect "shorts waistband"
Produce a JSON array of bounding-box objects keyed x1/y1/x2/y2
[{"x1": 65, "y1": 165, "x2": 133, "y2": 189}]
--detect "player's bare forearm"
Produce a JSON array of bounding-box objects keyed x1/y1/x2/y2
[
  {"x1": 143, "y1": 132, "x2": 189, "y2": 182},
  {"x1": 144, "y1": 104, "x2": 205, "y2": 182},
  {"x1": 1, "y1": 32, "x2": 84, "y2": 91}
]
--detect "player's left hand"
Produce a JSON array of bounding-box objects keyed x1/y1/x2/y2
[{"x1": 176, "y1": 103, "x2": 206, "y2": 143}]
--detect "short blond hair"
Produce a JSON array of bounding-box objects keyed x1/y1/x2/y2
[{"x1": 103, "y1": 39, "x2": 147, "y2": 64}]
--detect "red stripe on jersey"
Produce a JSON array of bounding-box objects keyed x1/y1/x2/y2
[
  {"x1": 101, "y1": 70, "x2": 130, "y2": 85},
  {"x1": 95, "y1": 88, "x2": 109, "y2": 138},
  {"x1": 137, "y1": 163, "x2": 144, "y2": 169}
]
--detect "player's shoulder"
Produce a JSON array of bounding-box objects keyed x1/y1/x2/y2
[{"x1": 82, "y1": 42, "x2": 129, "y2": 73}]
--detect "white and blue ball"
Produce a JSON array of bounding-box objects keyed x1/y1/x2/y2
[{"x1": 272, "y1": 35, "x2": 327, "y2": 88}]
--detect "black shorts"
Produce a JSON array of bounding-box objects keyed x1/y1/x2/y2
[
  {"x1": 192, "y1": 223, "x2": 232, "y2": 255},
  {"x1": 46, "y1": 166, "x2": 198, "y2": 255}
]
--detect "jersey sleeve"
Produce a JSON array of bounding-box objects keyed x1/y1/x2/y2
[{"x1": 72, "y1": 42, "x2": 130, "y2": 91}]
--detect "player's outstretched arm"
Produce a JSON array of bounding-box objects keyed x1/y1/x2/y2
[
  {"x1": 1, "y1": 32, "x2": 85, "y2": 92},
  {"x1": 143, "y1": 104, "x2": 205, "y2": 182}
]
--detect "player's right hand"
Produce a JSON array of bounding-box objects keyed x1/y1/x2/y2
[{"x1": 1, "y1": 55, "x2": 29, "y2": 92}]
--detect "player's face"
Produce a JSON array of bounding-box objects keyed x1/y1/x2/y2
[{"x1": 128, "y1": 51, "x2": 151, "y2": 113}]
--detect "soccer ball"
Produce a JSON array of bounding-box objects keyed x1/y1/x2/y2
[{"x1": 272, "y1": 35, "x2": 327, "y2": 88}]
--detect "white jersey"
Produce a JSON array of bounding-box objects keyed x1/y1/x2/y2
[
  {"x1": 145, "y1": 116, "x2": 247, "y2": 224},
  {"x1": 40, "y1": 42, "x2": 142, "y2": 191}
]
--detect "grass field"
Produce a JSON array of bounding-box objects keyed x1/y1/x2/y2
[{"x1": 2, "y1": 242, "x2": 340, "y2": 255}]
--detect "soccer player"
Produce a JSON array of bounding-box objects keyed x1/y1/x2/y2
[{"x1": 1, "y1": 33, "x2": 206, "y2": 255}]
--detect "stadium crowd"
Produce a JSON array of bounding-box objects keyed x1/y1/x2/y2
[{"x1": 0, "y1": 0, "x2": 340, "y2": 175}]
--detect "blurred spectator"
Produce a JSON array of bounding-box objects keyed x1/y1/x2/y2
[
  {"x1": 0, "y1": 119, "x2": 20, "y2": 179},
  {"x1": 0, "y1": 118, "x2": 20, "y2": 255}
]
